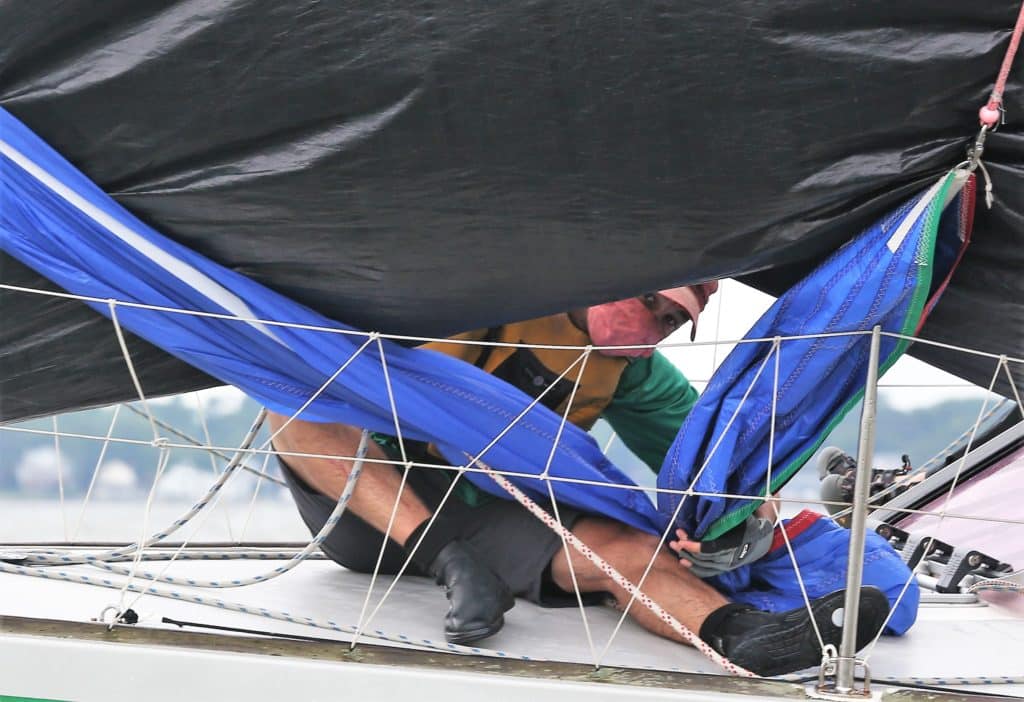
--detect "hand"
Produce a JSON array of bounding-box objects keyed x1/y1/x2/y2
[{"x1": 669, "y1": 514, "x2": 774, "y2": 578}]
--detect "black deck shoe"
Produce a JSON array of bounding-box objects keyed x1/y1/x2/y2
[
  {"x1": 428, "y1": 540, "x2": 515, "y2": 645},
  {"x1": 701, "y1": 587, "x2": 890, "y2": 677}
]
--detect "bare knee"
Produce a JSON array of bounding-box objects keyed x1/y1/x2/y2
[
  {"x1": 550, "y1": 517, "x2": 663, "y2": 593},
  {"x1": 267, "y1": 412, "x2": 385, "y2": 498}
]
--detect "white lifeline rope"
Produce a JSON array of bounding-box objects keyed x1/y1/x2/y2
[
  {"x1": 11, "y1": 413, "x2": 1024, "y2": 526},
  {"x1": 20, "y1": 411, "x2": 267, "y2": 566},
  {"x1": 19, "y1": 549, "x2": 331, "y2": 563},
  {"x1": 118, "y1": 439, "x2": 239, "y2": 616},
  {"x1": 87, "y1": 434, "x2": 369, "y2": 591},
  {"x1": 6, "y1": 292, "x2": 1015, "y2": 671},
  {"x1": 14, "y1": 418, "x2": 1023, "y2": 527},
  {"x1": 2, "y1": 282, "x2": 1015, "y2": 675},
  {"x1": 6, "y1": 542, "x2": 1021, "y2": 685},
  {"x1": 351, "y1": 349, "x2": 594, "y2": 648},
  {"x1": 764, "y1": 338, "x2": 829, "y2": 656},
  {"x1": 999, "y1": 355, "x2": 1024, "y2": 419},
  {"x1": 195, "y1": 392, "x2": 236, "y2": 542},
  {"x1": 52, "y1": 416, "x2": 69, "y2": 542},
  {"x1": 238, "y1": 451, "x2": 273, "y2": 544},
  {"x1": 120, "y1": 403, "x2": 285, "y2": 487},
  {"x1": 107, "y1": 298, "x2": 173, "y2": 618},
  {"x1": 882, "y1": 328, "x2": 1024, "y2": 366},
  {"x1": 596, "y1": 338, "x2": 783, "y2": 670},
  {"x1": 108, "y1": 302, "x2": 160, "y2": 443},
  {"x1": 479, "y1": 460, "x2": 755, "y2": 677},
  {"x1": 257, "y1": 334, "x2": 377, "y2": 454},
  {"x1": 0, "y1": 281, "x2": 871, "y2": 354},
  {"x1": 351, "y1": 336, "x2": 417, "y2": 646},
  {"x1": 861, "y1": 357, "x2": 1006, "y2": 663},
  {"x1": 142, "y1": 454, "x2": 1024, "y2": 526},
  {"x1": 71, "y1": 405, "x2": 122, "y2": 541},
  {"x1": 602, "y1": 431, "x2": 618, "y2": 454},
  {"x1": 4, "y1": 554, "x2": 1022, "y2": 683},
  {"x1": 115, "y1": 444, "x2": 171, "y2": 619},
  {"x1": 538, "y1": 347, "x2": 600, "y2": 666},
  {"x1": 6, "y1": 278, "x2": 1024, "y2": 368},
  {"x1": 5, "y1": 280, "x2": 936, "y2": 357},
  {"x1": 0, "y1": 558, "x2": 530, "y2": 660},
  {"x1": 709, "y1": 278, "x2": 726, "y2": 373}
]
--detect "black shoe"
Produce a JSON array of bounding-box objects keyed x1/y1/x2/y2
[
  {"x1": 428, "y1": 540, "x2": 515, "y2": 645},
  {"x1": 703, "y1": 587, "x2": 890, "y2": 676}
]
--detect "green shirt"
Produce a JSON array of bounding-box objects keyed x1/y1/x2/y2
[{"x1": 603, "y1": 351, "x2": 699, "y2": 473}]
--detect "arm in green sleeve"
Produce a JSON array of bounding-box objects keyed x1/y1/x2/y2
[{"x1": 601, "y1": 351, "x2": 698, "y2": 474}]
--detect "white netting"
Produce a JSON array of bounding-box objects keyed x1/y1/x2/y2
[{"x1": 0, "y1": 281, "x2": 1021, "y2": 685}]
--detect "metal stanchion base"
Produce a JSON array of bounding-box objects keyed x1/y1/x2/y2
[{"x1": 809, "y1": 654, "x2": 876, "y2": 700}]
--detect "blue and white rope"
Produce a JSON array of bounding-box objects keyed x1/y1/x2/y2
[
  {"x1": 0, "y1": 558, "x2": 533, "y2": 660},
  {"x1": 967, "y1": 579, "x2": 1024, "y2": 594},
  {"x1": 84, "y1": 434, "x2": 367, "y2": 589},
  {"x1": 877, "y1": 675, "x2": 1024, "y2": 686},
  {"x1": 15, "y1": 549, "x2": 329, "y2": 564},
  {"x1": 19, "y1": 411, "x2": 267, "y2": 566}
]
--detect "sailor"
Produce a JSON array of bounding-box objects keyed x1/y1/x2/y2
[{"x1": 268, "y1": 283, "x2": 889, "y2": 676}]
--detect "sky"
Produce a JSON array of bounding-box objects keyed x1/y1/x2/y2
[{"x1": 657, "y1": 279, "x2": 994, "y2": 412}]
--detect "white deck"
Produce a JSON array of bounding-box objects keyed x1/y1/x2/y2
[{"x1": 1, "y1": 558, "x2": 1022, "y2": 699}]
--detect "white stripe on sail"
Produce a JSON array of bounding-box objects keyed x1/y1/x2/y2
[
  {"x1": 0, "y1": 139, "x2": 284, "y2": 344},
  {"x1": 885, "y1": 169, "x2": 966, "y2": 254}
]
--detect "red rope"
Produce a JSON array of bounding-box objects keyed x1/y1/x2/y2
[{"x1": 979, "y1": 2, "x2": 1024, "y2": 126}]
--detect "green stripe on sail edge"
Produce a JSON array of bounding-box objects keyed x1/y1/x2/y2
[{"x1": 700, "y1": 171, "x2": 957, "y2": 541}]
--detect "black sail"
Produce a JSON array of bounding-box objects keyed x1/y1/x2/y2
[{"x1": 1, "y1": 1, "x2": 1022, "y2": 422}]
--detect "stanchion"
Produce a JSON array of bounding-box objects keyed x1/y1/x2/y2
[{"x1": 816, "y1": 325, "x2": 881, "y2": 698}]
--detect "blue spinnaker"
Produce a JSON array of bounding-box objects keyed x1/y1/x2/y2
[
  {"x1": 4, "y1": 108, "x2": 968, "y2": 632},
  {"x1": 0, "y1": 107, "x2": 658, "y2": 532},
  {"x1": 717, "y1": 511, "x2": 920, "y2": 635},
  {"x1": 661, "y1": 172, "x2": 973, "y2": 540}
]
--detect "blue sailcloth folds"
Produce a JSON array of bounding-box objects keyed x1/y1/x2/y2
[
  {"x1": 661, "y1": 169, "x2": 974, "y2": 541},
  {"x1": 3, "y1": 108, "x2": 971, "y2": 634}
]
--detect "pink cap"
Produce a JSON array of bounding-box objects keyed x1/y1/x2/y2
[{"x1": 658, "y1": 281, "x2": 719, "y2": 340}]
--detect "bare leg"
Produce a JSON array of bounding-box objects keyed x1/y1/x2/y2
[
  {"x1": 550, "y1": 516, "x2": 728, "y2": 641},
  {"x1": 550, "y1": 516, "x2": 892, "y2": 676},
  {"x1": 267, "y1": 412, "x2": 430, "y2": 546},
  {"x1": 267, "y1": 411, "x2": 514, "y2": 644}
]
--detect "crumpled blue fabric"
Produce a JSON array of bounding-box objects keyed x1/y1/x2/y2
[
  {"x1": 659, "y1": 172, "x2": 972, "y2": 540},
  {"x1": 714, "y1": 510, "x2": 919, "y2": 635},
  {"x1": 0, "y1": 106, "x2": 660, "y2": 532},
  {"x1": 2, "y1": 107, "x2": 938, "y2": 634}
]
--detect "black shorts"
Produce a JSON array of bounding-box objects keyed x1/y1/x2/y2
[{"x1": 278, "y1": 452, "x2": 600, "y2": 607}]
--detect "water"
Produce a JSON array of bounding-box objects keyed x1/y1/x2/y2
[
  {"x1": 1, "y1": 491, "x2": 823, "y2": 546},
  {"x1": 0, "y1": 497, "x2": 311, "y2": 543}
]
